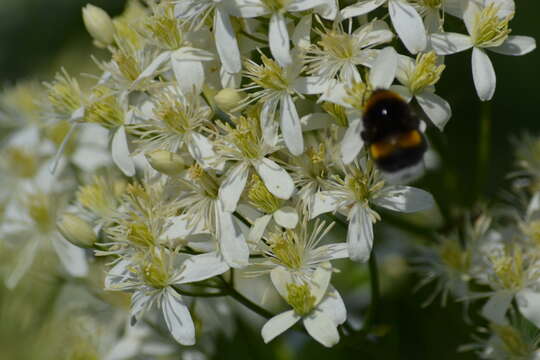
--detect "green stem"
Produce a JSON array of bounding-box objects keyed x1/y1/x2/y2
[
  {"x1": 239, "y1": 30, "x2": 267, "y2": 44},
  {"x1": 172, "y1": 285, "x2": 227, "y2": 298},
  {"x1": 218, "y1": 276, "x2": 274, "y2": 319},
  {"x1": 476, "y1": 101, "x2": 492, "y2": 200},
  {"x1": 363, "y1": 251, "x2": 380, "y2": 332}
]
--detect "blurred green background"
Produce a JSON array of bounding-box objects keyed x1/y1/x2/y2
[{"x1": 0, "y1": 0, "x2": 539, "y2": 359}]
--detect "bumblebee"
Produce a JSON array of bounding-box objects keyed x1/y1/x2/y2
[{"x1": 361, "y1": 89, "x2": 427, "y2": 173}]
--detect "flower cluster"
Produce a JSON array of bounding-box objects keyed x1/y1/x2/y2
[{"x1": 0, "y1": 0, "x2": 536, "y2": 356}]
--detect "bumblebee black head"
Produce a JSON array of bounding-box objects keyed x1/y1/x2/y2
[{"x1": 361, "y1": 89, "x2": 427, "y2": 173}]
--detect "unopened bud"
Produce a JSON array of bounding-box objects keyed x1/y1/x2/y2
[
  {"x1": 57, "y1": 213, "x2": 97, "y2": 248},
  {"x1": 82, "y1": 4, "x2": 115, "y2": 47},
  {"x1": 214, "y1": 88, "x2": 244, "y2": 112},
  {"x1": 146, "y1": 150, "x2": 185, "y2": 176}
]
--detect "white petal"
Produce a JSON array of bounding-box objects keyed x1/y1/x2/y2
[
  {"x1": 369, "y1": 46, "x2": 397, "y2": 89},
  {"x1": 5, "y1": 240, "x2": 39, "y2": 289},
  {"x1": 374, "y1": 186, "x2": 435, "y2": 213},
  {"x1": 220, "y1": 68, "x2": 242, "y2": 89},
  {"x1": 303, "y1": 312, "x2": 340, "y2": 347},
  {"x1": 341, "y1": 0, "x2": 385, "y2": 19},
  {"x1": 254, "y1": 158, "x2": 295, "y2": 200},
  {"x1": 314, "y1": 243, "x2": 349, "y2": 261},
  {"x1": 112, "y1": 126, "x2": 135, "y2": 177},
  {"x1": 261, "y1": 310, "x2": 300, "y2": 343},
  {"x1": 232, "y1": 0, "x2": 269, "y2": 18},
  {"x1": 270, "y1": 266, "x2": 293, "y2": 300},
  {"x1": 415, "y1": 92, "x2": 451, "y2": 131},
  {"x1": 134, "y1": 51, "x2": 171, "y2": 84},
  {"x1": 105, "y1": 259, "x2": 134, "y2": 291},
  {"x1": 317, "y1": 287, "x2": 347, "y2": 325},
  {"x1": 160, "y1": 215, "x2": 207, "y2": 242},
  {"x1": 49, "y1": 122, "x2": 80, "y2": 174},
  {"x1": 310, "y1": 266, "x2": 333, "y2": 305},
  {"x1": 319, "y1": 81, "x2": 351, "y2": 107},
  {"x1": 490, "y1": 36, "x2": 537, "y2": 56},
  {"x1": 273, "y1": 206, "x2": 299, "y2": 229},
  {"x1": 517, "y1": 289, "x2": 540, "y2": 329},
  {"x1": 390, "y1": 85, "x2": 413, "y2": 103},
  {"x1": 481, "y1": 291, "x2": 513, "y2": 324},
  {"x1": 131, "y1": 290, "x2": 155, "y2": 325},
  {"x1": 171, "y1": 51, "x2": 205, "y2": 95},
  {"x1": 187, "y1": 132, "x2": 216, "y2": 169},
  {"x1": 162, "y1": 288, "x2": 196, "y2": 345},
  {"x1": 280, "y1": 94, "x2": 304, "y2": 155},
  {"x1": 310, "y1": 191, "x2": 340, "y2": 219},
  {"x1": 269, "y1": 13, "x2": 292, "y2": 67},
  {"x1": 288, "y1": 0, "x2": 328, "y2": 12},
  {"x1": 471, "y1": 47, "x2": 496, "y2": 101},
  {"x1": 341, "y1": 115, "x2": 364, "y2": 164},
  {"x1": 293, "y1": 76, "x2": 329, "y2": 95},
  {"x1": 291, "y1": 14, "x2": 312, "y2": 49},
  {"x1": 388, "y1": 0, "x2": 427, "y2": 54},
  {"x1": 347, "y1": 205, "x2": 373, "y2": 262},
  {"x1": 215, "y1": 200, "x2": 249, "y2": 268},
  {"x1": 52, "y1": 236, "x2": 88, "y2": 278},
  {"x1": 214, "y1": 9, "x2": 242, "y2": 73},
  {"x1": 261, "y1": 99, "x2": 279, "y2": 147},
  {"x1": 175, "y1": 252, "x2": 229, "y2": 284},
  {"x1": 219, "y1": 162, "x2": 250, "y2": 212},
  {"x1": 248, "y1": 214, "x2": 272, "y2": 243},
  {"x1": 429, "y1": 32, "x2": 472, "y2": 55}
]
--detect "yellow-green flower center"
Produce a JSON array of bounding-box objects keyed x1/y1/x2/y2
[
  {"x1": 27, "y1": 193, "x2": 54, "y2": 232},
  {"x1": 85, "y1": 86, "x2": 124, "y2": 129},
  {"x1": 286, "y1": 283, "x2": 316, "y2": 316},
  {"x1": 491, "y1": 324, "x2": 531, "y2": 357},
  {"x1": 245, "y1": 56, "x2": 290, "y2": 91},
  {"x1": 263, "y1": 0, "x2": 291, "y2": 12},
  {"x1": 318, "y1": 31, "x2": 356, "y2": 60},
  {"x1": 269, "y1": 230, "x2": 303, "y2": 269},
  {"x1": 142, "y1": 252, "x2": 169, "y2": 288},
  {"x1": 188, "y1": 164, "x2": 219, "y2": 198},
  {"x1": 472, "y1": 4, "x2": 512, "y2": 48},
  {"x1": 6, "y1": 147, "x2": 39, "y2": 179},
  {"x1": 248, "y1": 174, "x2": 281, "y2": 214},
  {"x1": 408, "y1": 51, "x2": 445, "y2": 94},
  {"x1": 142, "y1": 5, "x2": 183, "y2": 50},
  {"x1": 439, "y1": 238, "x2": 470, "y2": 273},
  {"x1": 490, "y1": 247, "x2": 524, "y2": 290}
]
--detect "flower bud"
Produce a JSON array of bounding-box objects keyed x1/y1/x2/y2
[
  {"x1": 57, "y1": 213, "x2": 97, "y2": 248},
  {"x1": 214, "y1": 88, "x2": 244, "y2": 112},
  {"x1": 146, "y1": 150, "x2": 185, "y2": 176},
  {"x1": 82, "y1": 4, "x2": 115, "y2": 47}
]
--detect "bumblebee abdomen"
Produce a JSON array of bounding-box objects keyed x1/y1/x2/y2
[{"x1": 369, "y1": 130, "x2": 427, "y2": 172}]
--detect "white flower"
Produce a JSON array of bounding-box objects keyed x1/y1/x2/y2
[
  {"x1": 105, "y1": 248, "x2": 229, "y2": 345},
  {"x1": 175, "y1": 164, "x2": 250, "y2": 268},
  {"x1": 248, "y1": 220, "x2": 348, "y2": 277},
  {"x1": 429, "y1": 0, "x2": 536, "y2": 101},
  {"x1": 341, "y1": 0, "x2": 428, "y2": 54},
  {"x1": 129, "y1": 88, "x2": 218, "y2": 170},
  {"x1": 311, "y1": 163, "x2": 435, "y2": 262},
  {"x1": 394, "y1": 51, "x2": 451, "y2": 130},
  {"x1": 175, "y1": 0, "x2": 243, "y2": 75},
  {"x1": 3, "y1": 189, "x2": 88, "y2": 288},
  {"x1": 261, "y1": 266, "x2": 346, "y2": 347},
  {"x1": 410, "y1": 0, "x2": 468, "y2": 33},
  {"x1": 216, "y1": 116, "x2": 295, "y2": 212},
  {"x1": 304, "y1": 19, "x2": 393, "y2": 85},
  {"x1": 243, "y1": 53, "x2": 312, "y2": 155},
  {"x1": 233, "y1": 0, "x2": 330, "y2": 66}
]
